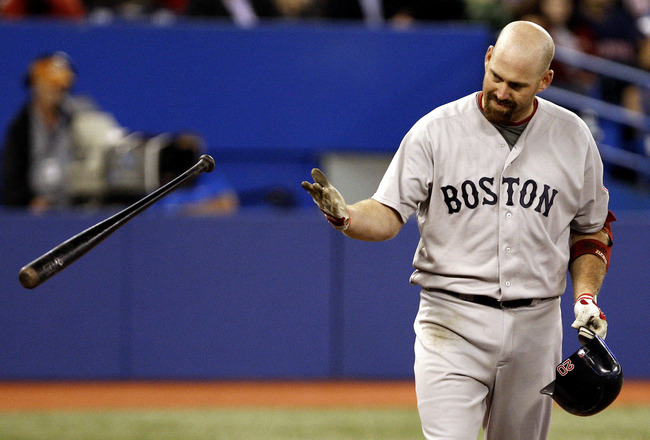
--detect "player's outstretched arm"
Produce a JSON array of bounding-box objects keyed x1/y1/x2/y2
[{"x1": 301, "y1": 168, "x2": 403, "y2": 241}]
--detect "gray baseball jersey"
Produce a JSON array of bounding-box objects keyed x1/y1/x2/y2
[{"x1": 373, "y1": 92, "x2": 609, "y2": 300}]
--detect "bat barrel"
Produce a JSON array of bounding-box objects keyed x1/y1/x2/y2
[{"x1": 18, "y1": 154, "x2": 215, "y2": 289}]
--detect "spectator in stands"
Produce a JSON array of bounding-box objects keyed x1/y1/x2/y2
[
  {"x1": 502, "y1": 0, "x2": 536, "y2": 18},
  {"x1": 391, "y1": 0, "x2": 467, "y2": 24},
  {"x1": 321, "y1": 0, "x2": 466, "y2": 27},
  {"x1": 1, "y1": 52, "x2": 239, "y2": 216},
  {"x1": 82, "y1": 0, "x2": 187, "y2": 22},
  {"x1": 273, "y1": 0, "x2": 323, "y2": 19},
  {"x1": 183, "y1": 0, "x2": 281, "y2": 27},
  {"x1": 465, "y1": 0, "x2": 514, "y2": 30},
  {"x1": 0, "y1": 0, "x2": 86, "y2": 19},
  {"x1": 1, "y1": 52, "x2": 90, "y2": 212}
]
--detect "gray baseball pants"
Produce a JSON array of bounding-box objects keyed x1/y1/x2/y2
[{"x1": 414, "y1": 289, "x2": 562, "y2": 440}]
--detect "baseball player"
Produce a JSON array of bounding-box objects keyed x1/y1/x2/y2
[{"x1": 302, "y1": 21, "x2": 614, "y2": 440}]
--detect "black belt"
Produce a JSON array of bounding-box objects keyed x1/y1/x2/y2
[{"x1": 428, "y1": 289, "x2": 555, "y2": 309}]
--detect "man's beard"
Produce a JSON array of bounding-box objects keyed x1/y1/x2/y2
[{"x1": 483, "y1": 91, "x2": 517, "y2": 125}]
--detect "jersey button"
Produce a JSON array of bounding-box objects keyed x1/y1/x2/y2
[
  {"x1": 506, "y1": 212, "x2": 512, "y2": 219},
  {"x1": 505, "y1": 281, "x2": 511, "y2": 287},
  {"x1": 506, "y1": 247, "x2": 512, "y2": 253}
]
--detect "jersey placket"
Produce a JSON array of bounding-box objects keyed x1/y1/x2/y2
[{"x1": 497, "y1": 142, "x2": 523, "y2": 298}]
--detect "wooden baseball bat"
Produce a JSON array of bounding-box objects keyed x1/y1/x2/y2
[{"x1": 18, "y1": 154, "x2": 215, "y2": 289}]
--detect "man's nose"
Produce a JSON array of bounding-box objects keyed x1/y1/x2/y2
[{"x1": 494, "y1": 84, "x2": 510, "y2": 101}]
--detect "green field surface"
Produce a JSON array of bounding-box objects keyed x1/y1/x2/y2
[{"x1": 0, "y1": 406, "x2": 648, "y2": 440}]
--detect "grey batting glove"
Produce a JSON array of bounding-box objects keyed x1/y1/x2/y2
[
  {"x1": 571, "y1": 293, "x2": 608, "y2": 344},
  {"x1": 301, "y1": 168, "x2": 350, "y2": 231}
]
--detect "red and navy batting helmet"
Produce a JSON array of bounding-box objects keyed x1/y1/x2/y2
[{"x1": 540, "y1": 330, "x2": 623, "y2": 416}]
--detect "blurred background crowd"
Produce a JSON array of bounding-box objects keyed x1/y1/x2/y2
[
  {"x1": 0, "y1": 0, "x2": 647, "y2": 35},
  {"x1": 0, "y1": 0, "x2": 648, "y2": 215},
  {"x1": 1, "y1": 0, "x2": 648, "y2": 88}
]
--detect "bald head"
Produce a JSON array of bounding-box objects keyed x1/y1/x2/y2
[{"x1": 494, "y1": 21, "x2": 555, "y2": 76}]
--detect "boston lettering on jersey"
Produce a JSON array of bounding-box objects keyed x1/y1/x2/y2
[{"x1": 440, "y1": 177, "x2": 559, "y2": 217}]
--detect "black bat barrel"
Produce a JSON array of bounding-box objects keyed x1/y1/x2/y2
[{"x1": 18, "y1": 154, "x2": 215, "y2": 289}]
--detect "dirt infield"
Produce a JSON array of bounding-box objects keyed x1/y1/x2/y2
[{"x1": 0, "y1": 380, "x2": 648, "y2": 411}]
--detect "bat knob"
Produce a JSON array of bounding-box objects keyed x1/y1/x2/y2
[
  {"x1": 18, "y1": 266, "x2": 39, "y2": 289},
  {"x1": 200, "y1": 155, "x2": 215, "y2": 173}
]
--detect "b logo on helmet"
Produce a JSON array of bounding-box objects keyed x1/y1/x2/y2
[{"x1": 557, "y1": 359, "x2": 574, "y2": 376}]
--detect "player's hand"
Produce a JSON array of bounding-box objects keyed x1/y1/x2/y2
[
  {"x1": 571, "y1": 293, "x2": 607, "y2": 344},
  {"x1": 301, "y1": 168, "x2": 350, "y2": 231}
]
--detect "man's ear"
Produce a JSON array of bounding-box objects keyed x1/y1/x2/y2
[
  {"x1": 484, "y1": 45, "x2": 494, "y2": 69},
  {"x1": 538, "y1": 69, "x2": 554, "y2": 93}
]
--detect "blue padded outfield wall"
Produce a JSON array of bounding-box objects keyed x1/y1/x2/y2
[
  {"x1": 0, "y1": 21, "x2": 648, "y2": 380},
  {"x1": 1, "y1": 210, "x2": 649, "y2": 379}
]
